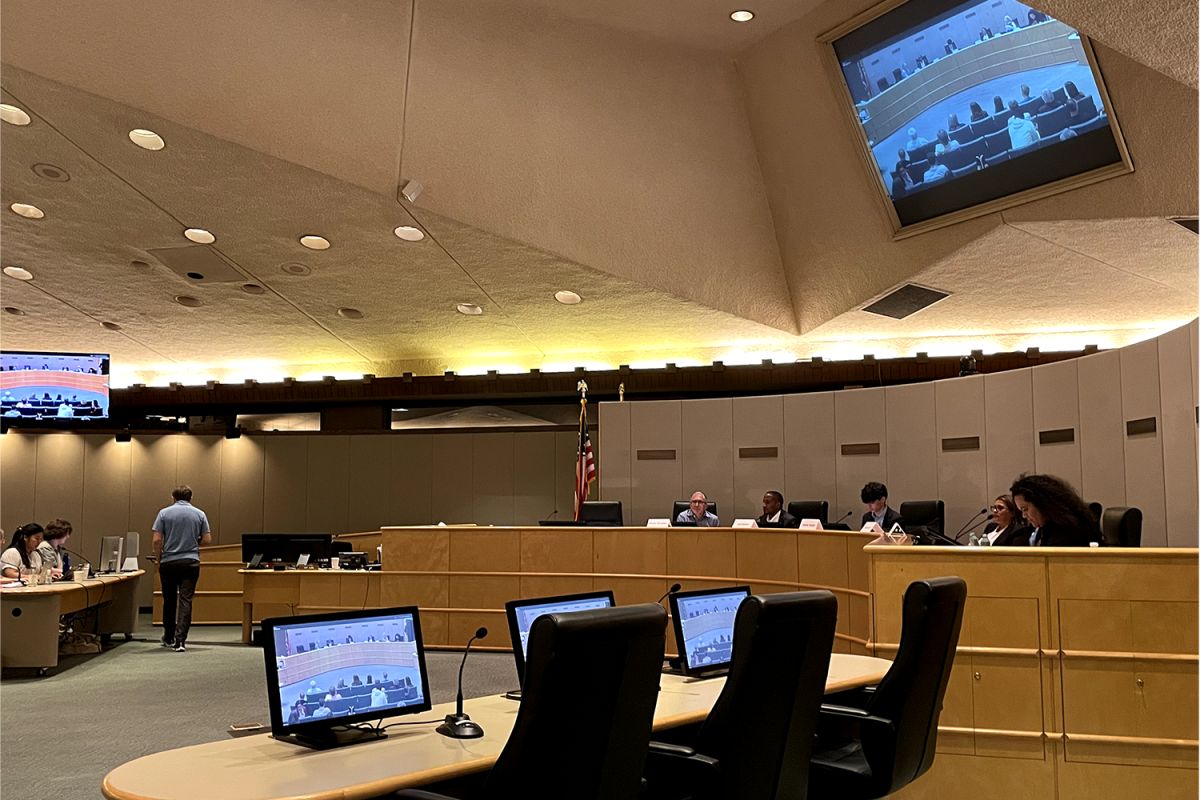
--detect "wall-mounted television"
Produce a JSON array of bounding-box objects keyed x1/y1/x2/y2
[
  {"x1": 820, "y1": 0, "x2": 1132, "y2": 237},
  {"x1": 0, "y1": 350, "x2": 110, "y2": 425}
]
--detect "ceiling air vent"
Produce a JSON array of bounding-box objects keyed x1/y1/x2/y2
[
  {"x1": 145, "y1": 245, "x2": 246, "y2": 283},
  {"x1": 862, "y1": 284, "x2": 949, "y2": 320},
  {"x1": 1169, "y1": 217, "x2": 1198, "y2": 234}
]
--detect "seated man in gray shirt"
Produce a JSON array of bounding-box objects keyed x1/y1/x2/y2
[{"x1": 676, "y1": 492, "x2": 720, "y2": 526}]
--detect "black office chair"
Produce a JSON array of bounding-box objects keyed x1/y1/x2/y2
[
  {"x1": 809, "y1": 577, "x2": 967, "y2": 800},
  {"x1": 394, "y1": 604, "x2": 666, "y2": 800},
  {"x1": 899, "y1": 500, "x2": 945, "y2": 542},
  {"x1": 331, "y1": 540, "x2": 353, "y2": 556},
  {"x1": 672, "y1": 501, "x2": 718, "y2": 521},
  {"x1": 643, "y1": 591, "x2": 838, "y2": 800},
  {"x1": 580, "y1": 500, "x2": 624, "y2": 526},
  {"x1": 1087, "y1": 502, "x2": 1103, "y2": 522},
  {"x1": 788, "y1": 501, "x2": 830, "y2": 526},
  {"x1": 1100, "y1": 507, "x2": 1143, "y2": 548}
]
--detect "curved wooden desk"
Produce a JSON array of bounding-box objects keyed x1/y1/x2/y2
[{"x1": 101, "y1": 653, "x2": 891, "y2": 800}]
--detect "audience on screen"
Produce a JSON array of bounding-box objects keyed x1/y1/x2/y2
[
  {"x1": 288, "y1": 699, "x2": 308, "y2": 724},
  {"x1": 905, "y1": 127, "x2": 928, "y2": 152},
  {"x1": 923, "y1": 154, "x2": 950, "y2": 183},
  {"x1": 1037, "y1": 89, "x2": 1061, "y2": 114},
  {"x1": 1019, "y1": 84, "x2": 1032, "y2": 102},
  {"x1": 676, "y1": 492, "x2": 719, "y2": 526},
  {"x1": 1003, "y1": 15, "x2": 1019, "y2": 33},
  {"x1": 1010, "y1": 474, "x2": 1101, "y2": 546},
  {"x1": 936, "y1": 130, "x2": 959, "y2": 152},
  {"x1": 1006, "y1": 101, "x2": 1041, "y2": 148},
  {"x1": 371, "y1": 684, "x2": 387, "y2": 707},
  {"x1": 948, "y1": 113, "x2": 965, "y2": 132},
  {"x1": 1, "y1": 523, "x2": 45, "y2": 579},
  {"x1": 969, "y1": 101, "x2": 988, "y2": 122},
  {"x1": 992, "y1": 95, "x2": 1005, "y2": 114},
  {"x1": 1064, "y1": 80, "x2": 1085, "y2": 100}
]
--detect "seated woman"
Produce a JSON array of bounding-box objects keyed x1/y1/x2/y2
[
  {"x1": 1010, "y1": 474, "x2": 1101, "y2": 546},
  {"x1": 936, "y1": 129, "x2": 959, "y2": 151},
  {"x1": 351, "y1": 674, "x2": 363, "y2": 686},
  {"x1": 287, "y1": 699, "x2": 308, "y2": 725},
  {"x1": 992, "y1": 95, "x2": 1005, "y2": 115},
  {"x1": 36, "y1": 518, "x2": 71, "y2": 579},
  {"x1": 1064, "y1": 80, "x2": 1085, "y2": 101},
  {"x1": 969, "y1": 101, "x2": 988, "y2": 122},
  {"x1": 984, "y1": 495, "x2": 1031, "y2": 546},
  {"x1": 947, "y1": 113, "x2": 965, "y2": 132},
  {"x1": 1, "y1": 523, "x2": 45, "y2": 579}
]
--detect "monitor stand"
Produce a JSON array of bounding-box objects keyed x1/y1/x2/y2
[{"x1": 275, "y1": 727, "x2": 387, "y2": 750}]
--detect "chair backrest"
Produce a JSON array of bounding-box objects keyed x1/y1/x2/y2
[
  {"x1": 940, "y1": 147, "x2": 973, "y2": 172},
  {"x1": 331, "y1": 540, "x2": 353, "y2": 556},
  {"x1": 581, "y1": 500, "x2": 624, "y2": 526},
  {"x1": 1077, "y1": 95, "x2": 1098, "y2": 121},
  {"x1": 967, "y1": 115, "x2": 996, "y2": 139},
  {"x1": 1087, "y1": 502, "x2": 1103, "y2": 522},
  {"x1": 958, "y1": 137, "x2": 988, "y2": 162},
  {"x1": 899, "y1": 500, "x2": 945, "y2": 536},
  {"x1": 905, "y1": 160, "x2": 928, "y2": 185},
  {"x1": 1052, "y1": 86, "x2": 1067, "y2": 104},
  {"x1": 788, "y1": 501, "x2": 829, "y2": 525},
  {"x1": 1035, "y1": 105, "x2": 1070, "y2": 138},
  {"x1": 877, "y1": 77, "x2": 890, "y2": 92},
  {"x1": 951, "y1": 165, "x2": 976, "y2": 178},
  {"x1": 1101, "y1": 507, "x2": 1143, "y2": 547},
  {"x1": 865, "y1": 577, "x2": 967, "y2": 794},
  {"x1": 893, "y1": 68, "x2": 904, "y2": 83},
  {"x1": 485, "y1": 604, "x2": 666, "y2": 800},
  {"x1": 984, "y1": 128, "x2": 1011, "y2": 155},
  {"x1": 985, "y1": 151, "x2": 1009, "y2": 166},
  {"x1": 694, "y1": 592, "x2": 838, "y2": 800},
  {"x1": 1072, "y1": 113, "x2": 1108, "y2": 135},
  {"x1": 673, "y1": 500, "x2": 718, "y2": 521},
  {"x1": 991, "y1": 108, "x2": 1014, "y2": 129}
]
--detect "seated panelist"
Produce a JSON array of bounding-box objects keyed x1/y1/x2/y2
[
  {"x1": 676, "y1": 492, "x2": 720, "y2": 527},
  {"x1": 1, "y1": 523, "x2": 45, "y2": 579},
  {"x1": 861, "y1": 483, "x2": 903, "y2": 531},
  {"x1": 1010, "y1": 474, "x2": 1101, "y2": 547},
  {"x1": 758, "y1": 491, "x2": 799, "y2": 528},
  {"x1": 37, "y1": 518, "x2": 72, "y2": 579},
  {"x1": 985, "y1": 495, "x2": 1032, "y2": 546}
]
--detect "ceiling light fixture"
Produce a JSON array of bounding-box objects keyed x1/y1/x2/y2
[
  {"x1": 3, "y1": 307, "x2": 26, "y2": 316},
  {"x1": 300, "y1": 235, "x2": 330, "y2": 250},
  {"x1": 10, "y1": 203, "x2": 44, "y2": 219},
  {"x1": 32, "y1": 163, "x2": 69, "y2": 182},
  {"x1": 554, "y1": 291, "x2": 582, "y2": 305},
  {"x1": 0, "y1": 104, "x2": 31, "y2": 125},
  {"x1": 456, "y1": 303, "x2": 483, "y2": 316},
  {"x1": 3, "y1": 267, "x2": 33, "y2": 280},
  {"x1": 174, "y1": 295, "x2": 203, "y2": 308},
  {"x1": 337, "y1": 307, "x2": 364, "y2": 320},
  {"x1": 184, "y1": 228, "x2": 215, "y2": 244},
  {"x1": 241, "y1": 283, "x2": 265, "y2": 294},
  {"x1": 394, "y1": 226, "x2": 425, "y2": 242},
  {"x1": 281, "y1": 263, "x2": 311, "y2": 276},
  {"x1": 129, "y1": 129, "x2": 166, "y2": 150},
  {"x1": 102, "y1": 321, "x2": 122, "y2": 330},
  {"x1": 731, "y1": 10, "x2": 754, "y2": 21}
]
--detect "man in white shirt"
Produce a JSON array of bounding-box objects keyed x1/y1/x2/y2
[
  {"x1": 923, "y1": 154, "x2": 950, "y2": 183},
  {"x1": 1006, "y1": 100, "x2": 1041, "y2": 149},
  {"x1": 371, "y1": 685, "x2": 388, "y2": 707},
  {"x1": 905, "y1": 127, "x2": 928, "y2": 153}
]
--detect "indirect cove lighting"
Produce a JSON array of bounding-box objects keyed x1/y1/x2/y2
[
  {"x1": 1, "y1": 104, "x2": 31, "y2": 125},
  {"x1": 731, "y1": 10, "x2": 754, "y2": 21},
  {"x1": 394, "y1": 226, "x2": 425, "y2": 242},
  {"x1": 184, "y1": 228, "x2": 215, "y2": 244},
  {"x1": 10, "y1": 203, "x2": 44, "y2": 219},
  {"x1": 129, "y1": 129, "x2": 166, "y2": 150},
  {"x1": 3, "y1": 267, "x2": 34, "y2": 280}
]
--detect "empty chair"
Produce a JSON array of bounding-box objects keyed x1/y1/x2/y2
[
  {"x1": 905, "y1": 160, "x2": 928, "y2": 185},
  {"x1": 1072, "y1": 113, "x2": 1108, "y2": 135},
  {"x1": 985, "y1": 151, "x2": 1010, "y2": 166},
  {"x1": 1052, "y1": 86, "x2": 1067, "y2": 104},
  {"x1": 1087, "y1": 502, "x2": 1103, "y2": 522},
  {"x1": 967, "y1": 115, "x2": 997, "y2": 139},
  {"x1": 1076, "y1": 95, "x2": 1098, "y2": 121},
  {"x1": 809, "y1": 577, "x2": 967, "y2": 800},
  {"x1": 983, "y1": 128, "x2": 1011, "y2": 155},
  {"x1": 899, "y1": 500, "x2": 945, "y2": 543},
  {"x1": 876, "y1": 77, "x2": 890, "y2": 92},
  {"x1": 991, "y1": 108, "x2": 1014, "y2": 129},
  {"x1": 397, "y1": 604, "x2": 666, "y2": 800},
  {"x1": 1101, "y1": 507, "x2": 1143, "y2": 547},
  {"x1": 788, "y1": 501, "x2": 830, "y2": 526},
  {"x1": 672, "y1": 500, "x2": 718, "y2": 521},
  {"x1": 892, "y1": 68, "x2": 904, "y2": 84},
  {"x1": 581, "y1": 500, "x2": 623, "y2": 527},
  {"x1": 1034, "y1": 105, "x2": 1071, "y2": 138},
  {"x1": 940, "y1": 147, "x2": 975, "y2": 171},
  {"x1": 644, "y1": 592, "x2": 838, "y2": 800},
  {"x1": 951, "y1": 165, "x2": 977, "y2": 178}
]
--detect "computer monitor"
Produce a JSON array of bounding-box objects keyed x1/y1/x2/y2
[
  {"x1": 669, "y1": 586, "x2": 751, "y2": 677},
  {"x1": 98, "y1": 536, "x2": 124, "y2": 574},
  {"x1": 505, "y1": 590, "x2": 615, "y2": 684},
  {"x1": 262, "y1": 606, "x2": 432, "y2": 749},
  {"x1": 241, "y1": 533, "x2": 333, "y2": 565}
]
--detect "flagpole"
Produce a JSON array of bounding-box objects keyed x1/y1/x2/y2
[{"x1": 575, "y1": 380, "x2": 589, "y2": 521}]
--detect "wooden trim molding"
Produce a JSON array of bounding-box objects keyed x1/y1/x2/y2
[{"x1": 1059, "y1": 649, "x2": 1198, "y2": 663}]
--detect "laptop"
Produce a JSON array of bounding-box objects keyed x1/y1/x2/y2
[
  {"x1": 502, "y1": 590, "x2": 616, "y2": 699},
  {"x1": 668, "y1": 586, "x2": 751, "y2": 678}
]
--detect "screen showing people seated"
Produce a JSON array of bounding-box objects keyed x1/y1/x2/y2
[
  {"x1": 512, "y1": 595, "x2": 613, "y2": 657},
  {"x1": 677, "y1": 589, "x2": 750, "y2": 671},
  {"x1": 832, "y1": 0, "x2": 1124, "y2": 226},
  {"x1": 1, "y1": 351, "x2": 110, "y2": 422},
  {"x1": 271, "y1": 611, "x2": 425, "y2": 728}
]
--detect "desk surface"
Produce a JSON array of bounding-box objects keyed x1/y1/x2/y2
[
  {"x1": 1, "y1": 570, "x2": 143, "y2": 613},
  {"x1": 102, "y1": 653, "x2": 890, "y2": 800}
]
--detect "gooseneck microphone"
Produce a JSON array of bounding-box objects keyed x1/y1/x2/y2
[
  {"x1": 657, "y1": 583, "x2": 682, "y2": 605},
  {"x1": 833, "y1": 511, "x2": 853, "y2": 525},
  {"x1": 437, "y1": 627, "x2": 488, "y2": 739},
  {"x1": 953, "y1": 509, "x2": 990, "y2": 542}
]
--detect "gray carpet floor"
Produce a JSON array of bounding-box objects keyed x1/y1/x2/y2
[{"x1": 0, "y1": 614, "x2": 519, "y2": 800}]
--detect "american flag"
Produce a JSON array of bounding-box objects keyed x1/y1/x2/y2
[{"x1": 574, "y1": 404, "x2": 597, "y2": 521}]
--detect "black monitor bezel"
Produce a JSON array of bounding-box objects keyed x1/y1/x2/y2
[
  {"x1": 669, "y1": 585, "x2": 752, "y2": 677},
  {"x1": 261, "y1": 606, "x2": 433, "y2": 739},
  {"x1": 241, "y1": 533, "x2": 333, "y2": 564},
  {"x1": 505, "y1": 590, "x2": 616, "y2": 684}
]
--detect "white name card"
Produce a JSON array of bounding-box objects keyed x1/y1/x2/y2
[
  {"x1": 646, "y1": 518, "x2": 673, "y2": 528},
  {"x1": 861, "y1": 522, "x2": 884, "y2": 533},
  {"x1": 732, "y1": 519, "x2": 758, "y2": 528},
  {"x1": 799, "y1": 519, "x2": 824, "y2": 530}
]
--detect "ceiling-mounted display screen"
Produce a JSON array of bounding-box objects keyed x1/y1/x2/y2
[
  {"x1": 821, "y1": 0, "x2": 1131, "y2": 236},
  {"x1": 1, "y1": 350, "x2": 110, "y2": 424}
]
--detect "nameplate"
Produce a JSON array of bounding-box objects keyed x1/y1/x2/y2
[
  {"x1": 861, "y1": 522, "x2": 884, "y2": 533},
  {"x1": 841, "y1": 442, "x2": 881, "y2": 456},
  {"x1": 799, "y1": 519, "x2": 824, "y2": 530},
  {"x1": 732, "y1": 519, "x2": 758, "y2": 528},
  {"x1": 646, "y1": 518, "x2": 673, "y2": 527},
  {"x1": 637, "y1": 450, "x2": 677, "y2": 460},
  {"x1": 738, "y1": 447, "x2": 778, "y2": 459}
]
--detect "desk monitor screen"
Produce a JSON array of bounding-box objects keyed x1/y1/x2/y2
[
  {"x1": 241, "y1": 533, "x2": 333, "y2": 565},
  {"x1": 98, "y1": 536, "x2": 124, "y2": 574},
  {"x1": 262, "y1": 606, "x2": 432, "y2": 748},
  {"x1": 505, "y1": 590, "x2": 615, "y2": 683},
  {"x1": 0, "y1": 350, "x2": 111, "y2": 426},
  {"x1": 669, "y1": 586, "x2": 751, "y2": 677}
]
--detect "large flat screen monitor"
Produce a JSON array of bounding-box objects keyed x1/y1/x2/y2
[
  {"x1": 669, "y1": 586, "x2": 751, "y2": 677},
  {"x1": 505, "y1": 590, "x2": 615, "y2": 683},
  {"x1": 262, "y1": 606, "x2": 432, "y2": 749},
  {"x1": 241, "y1": 533, "x2": 333, "y2": 565},
  {"x1": 0, "y1": 351, "x2": 110, "y2": 425},
  {"x1": 821, "y1": 0, "x2": 1131, "y2": 235}
]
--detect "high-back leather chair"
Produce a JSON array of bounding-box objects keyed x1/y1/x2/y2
[
  {"x1": 644, "y1": 591, "x2": 838, "y2": 800},
  {"x1": 1100, "y1": 507, "x2": 1143, "y2": 548},
  {"x1": 899, "y1": 500, "x2": 945, "y2": 539},
  {"x1": 788, "y1": 501, "x2": 830, "y2": 526},
  {"x1": 581, "y1": 500, "x2": 624, "y2": 526},
  {"x1": 809, "y1": 577, "x2": 967, "y2": 799},
  {"x1": 672, "y1": 501, "x2": 718, "y2": 522},
  {"x1": 397, "y1": 604, "x2": 667, "y2": 800}
]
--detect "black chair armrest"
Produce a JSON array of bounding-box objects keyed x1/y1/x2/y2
[
  {"x1": 644, "y1": 740, "x2": 721, "y2": 797},
  {"x1": 817, "y1": 703, "x2": 897, "y2": 742},
  {"x1": 393, "y1": 790, "x2": 457, "y2": 800},
  {"x1": 820, "y1": 704, "x2": 895, "y2": 729},
  {"x1": 648, "y1": 741, "x2": 700, "y2": 759}
]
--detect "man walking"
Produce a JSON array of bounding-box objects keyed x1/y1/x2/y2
[{"x1": 153, "y1": 486, "x2": 211, "y2": 652}]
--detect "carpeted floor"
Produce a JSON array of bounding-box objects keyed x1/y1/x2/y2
[{"x1": 0, "y1": 614, "x2": 518, "y2": 800}]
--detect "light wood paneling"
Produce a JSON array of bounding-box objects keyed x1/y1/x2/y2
[
  {"x1": 129, "y1": 435, "x2": 180, "y2": 606},
  {"x1": 983, "y1": 367, "x2": 1035, "y2": 500},
  {"x1": 1156, "y1": 325, "x2": 1199, "y2": 547},
  {"x1": 681, "y1": 398, "x2": 733, "y2": 516},
  {"x1": 431, "y1": 433, "x2": 473, "y2": 524},
  {"x1": 512, "y1": 431, "x2": 556, "y2": 524},
  {"x1": 597, "y1": 402, "x2": 632, "y2": 515},
  {"x1": 262, "y1": 436, "x2": 308, "y2": 532},
  {"x1": 553, "y1": 431, "x2": 578, "y2": 521},
  {"x1": 219, "y1": 436, "x2": 265, "y2": 541},
  {"x1": 33, "y1": 433, "x2": 85, "y2": 543},
  {"x1": 0, "y1": 432, "x2": 38, "y2": 534},
  {"x1": 1076, "y1": 350, "x2": 1127, "y2": 509},
  {"x1": 472, "y1": 433, "x2": 515, "y2": 526},
  {"x1": 885, "y1": 382, "x2": 938, "y2": 506},
  {"x1": 80, "y1": 434, "x2": 133, "y2": 562},
  {"x1": 782, "y1": 392, "x2": 838, "y2": 514},
  {"x1": 935, "y1": 375, "x2": 988, "y2": 538},
  {"x1": 1031, "y1": 359, "x2": 1083, "y2": 489},
  {"x1": 347, "y1": 435, "x2": 394, "y2": 532},
  {"x1": 306, "y1": 436, "x2": 350, "y2": 533},
  {"x1": 630, "y1": 400, "x2": 682, "y2": 524},
  {"x1": 736, "y1": 529, "x2": 796, "y2": 595},
  {"x1": 392, "y1": 435, "x2": 433, "y2": 525},
  {"x1": 175, "y1": 435, "x2": 222, "y2": 542},
  {"x1": 1119, "y1": 340, "x2": 1167, "y2": 547},
  {"x1": 732, "y1": 396, "x2": 783, "y2": 521},
  {"x1": 835, "y1": 387, "x2": 887, "y2": 527}
]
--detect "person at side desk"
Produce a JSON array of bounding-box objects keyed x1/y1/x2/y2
[
  {"x1": 1, "y1": 523, "x2": 45, "y2": 579},
  {"x1": 36, "y1": 518, "x2": 72, "y2": 579},
  {"x1": 861, "y1": 483, "x2": 903, "y2": 530},
  {"x1": 1010, "y1": 474, "x2": 1101, "y2": 546},
  {"x1": 676, "y1": 492, "x2": 720, "y2": 526},
  {"x1": 758, "y1": 491, "x2": 799, "y2": 528},
  {"x1": 984, "y1": 495, "x2": 1032, "y2": 546}
]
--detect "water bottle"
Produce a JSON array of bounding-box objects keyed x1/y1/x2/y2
[
  {"x1": 968, "y1": 532, "x2": 979, "y2": 546},
  {"x1": 979, "y1": 534, "x2": 992, "y2": 546}
]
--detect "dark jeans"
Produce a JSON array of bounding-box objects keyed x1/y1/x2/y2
[{"x1": 160, "y1": 559, "x2": 201, "y2": 645}]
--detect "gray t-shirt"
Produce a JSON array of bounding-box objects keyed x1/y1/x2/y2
[
  {"x1": 152, "y1": 501, "x2": 210, "y2": 564},
  {"x1": 36, "y1": 541, "x2": 64, "y2": 571},
  {"x1": 675, "y1": 509, "x2": 721, "y2": 527},
  {"x1": 1, "y1": 546, "x2": 42, "y2": 576}
]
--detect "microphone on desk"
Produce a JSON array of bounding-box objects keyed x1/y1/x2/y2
[
  {"x1": 962, "y1": 515, "x2": 993, "y2": 543},
  {"x1": 953, "y1": 509, "x2": 990, "y2": 542},
  {"x1": 657, "y1": 583, "x2": 682, "y2": 606},
  {"x1": 833, "y1": 511, "x2": 853, "y2": 525},
  {"x1": 437, "y1": 627, "x2": 488, "y2": 739},
  {"x1": 543, "y1": 509, "x2": 559, "y2": 522}
]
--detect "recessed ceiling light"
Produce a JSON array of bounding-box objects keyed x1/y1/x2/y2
[
  {"x1": 394, "y1": 226, "x2": 425, "y2": 242},
  {"x1": 184, "y1": 228, "x2": 215, "y2": 244},
  {"x1": 731, "y1": 10, "x2": 754, "y2": 21},
  {"x1": 3, "y1": 307, "x2": 26, "y2": 316},
  {"x1": 129, "y1": 129, "x2": 165, "y2": 150},
  {"x1": 32, "y1": 163, "x2": 69, "y2": 182},
  {"x1": 281, "y1": 262, "x2": 311, "y2": 276},
  {"x1": 3, "y1": 267, "x2": 33, "y2": 280},
  {"x1": 10, "y1": 203, "x2": 44, "y2": 219},
  {"x1": 456, "y1": 303, "x2": 483, "y2": 316},
  {"x1": 174, "y1": 295, "x2": 203, "y2": 308},
  {"x1": 102, "y1": 321, "x2": 122, "y2": 330},
  {"x1": 300, "y1": 235, "x2": 330, "y2": 250},
  {"x1": 241, "y1": 283, "x2": 266, "y2": 294},
  {"x1": 554, "y1": 291, "x2": 583, "y2": 305},
  {"x1": 0, "y1": 104, "x2": 31, "y2": 125},
  {"x1": 337, "y1": 307, "x2": 365, "y2": 320}
]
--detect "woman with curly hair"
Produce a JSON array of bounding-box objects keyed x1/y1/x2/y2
[{"x1": 1009, "y1": 474, "x2": 1100, "y2": 546}]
